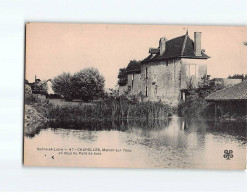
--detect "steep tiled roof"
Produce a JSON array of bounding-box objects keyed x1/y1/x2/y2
[
  {"x1": 141, "y1": 34, "x2": 210, "y2": 63},
  {"x1": 206, "y1": 80, "x2": 247, "y2": 101}
]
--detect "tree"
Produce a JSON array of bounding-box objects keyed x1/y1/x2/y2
[
  {"x1": 227, "y1": 74, "x2": 247, "y2": 80},
  {"x1": 117, "y1": 60, "x2": 141, "y2": 87},
  {"x1": 117, "y1": 68, "x2": 127, "y2": 86},
  {"x1": 52, "y1": 68, "x2": 105, "y2": 101},
  {"x1": 126, "y1": 60, "x2": 141, "y2": 72},
  {"x1": 51, "y1": 72, "x2": 74, "y2": 101},
  {"x1": 179, "y1": 75, "x2": 224, "y2": 118},
  {"x1": 72, "y1": 67, "x2": 105, "y2": 100}
]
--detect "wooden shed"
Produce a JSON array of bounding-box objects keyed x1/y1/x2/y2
[{"x1": 206, "y1": 80, "x2": 247, "y2": 119}]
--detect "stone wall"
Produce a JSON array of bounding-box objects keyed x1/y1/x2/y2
[
  {"x1": 118, "y1": 73, "x2": 141, "y2": 96},
  {"x1": 141, "y1": 58, "x2": 207, "y2": 106},
  {"x1": 180, "y1": 58, "x2": 207, "y2": 89},
  {"x1": 120, "y1": 58, "x2": 207, "y2": 106},
  {"x1": 141, "y1": 58, "x2": 182, "y2": 106},
  {"x1": 126, "y1": 73, "x2": 142, "y2": 95},
  {"x1": 118, "y1": 85, "x2": 127, "y2": 95}
]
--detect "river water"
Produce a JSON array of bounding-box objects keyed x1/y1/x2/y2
[{"x1": 24, "y1": 118, "x2": 246, "y2": 169}]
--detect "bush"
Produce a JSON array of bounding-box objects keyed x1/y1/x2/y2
[
  {"x1": 178, "y1": 93, "x2": 209, "y2": 118},
  {"x1": 178, "y1": 75, "x2": 225, "y2": 118},
  {"x1": 25, "y1": 94, "x2": 38, "y2": 105}
]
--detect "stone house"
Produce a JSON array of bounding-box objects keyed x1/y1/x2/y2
[
  {"x1": 140, "y1": 32, "x2": 210, "y2": 106},
  {"x1": 119, "y1": 32, "x2": 210, "y2": 106}
]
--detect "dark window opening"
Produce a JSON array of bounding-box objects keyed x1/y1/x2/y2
[
  {"x1": 131, "y1": 74, "x2": 134, "y2": 89},
  {"x1": 145, "y1": 67, "x2": 148, "y2": 79}
]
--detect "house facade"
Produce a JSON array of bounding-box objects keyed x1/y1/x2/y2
[
  {"x1": 119, "y1": 32, "x2": 210, "y2": 106},
  {"x1": 119, "y1": 60, "x2": 142, "y2": 96}
]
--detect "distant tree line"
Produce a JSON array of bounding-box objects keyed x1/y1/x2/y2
[
  {"x1": 52, "y1": 67, "x2": 105, "y2": 101},
  {"x1": 227, "y1": 74, "x2": 247, "y2": 80}
]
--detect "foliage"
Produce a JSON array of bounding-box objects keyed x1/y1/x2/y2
[
  {"x1": 51, "y1": 72, "x2": 74, "y2": 101},
  {"x1": 227, "y1": 74, "x2": 247, "y2": 80},
  {"x1": 25, "y1": 84, "x2": 32, "y2": 94},
  {"x1": 49, "y1": 101, "x2": 171, "y2": 121},
  {"x1": 126, "y1": 60, "x2": 141, "y2": 73},
  {"x1": 117, "y1": 60, "x2": 141, "y2": 87},
  {"x1": 179, "y1": 75, "x2": 224, "y2": 118},
  {"x1": 32, "y1": 95, "x2": 172, "y2": 122},
  {"x1": 51, "y1": 68, "x2": 105, "y2": 101},
  {"x1": 25, "y1": 93, "x2": 38, "y2": 105},
  {"x1": 72, "y1": 68, "x2": 105, "y2": 100},
  {"x1": 117, "y1": 68, "x2": 128, "y2": 86}
]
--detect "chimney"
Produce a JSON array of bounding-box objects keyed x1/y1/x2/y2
[
  {"x1": 159, "y1": 37, "x2": 167, "y2": 56},
  {"x1": 194, "y1": 32, "x2": 202, "y2": 56}
]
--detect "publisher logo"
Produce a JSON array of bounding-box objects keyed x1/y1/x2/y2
[{"x1": 223, "y1": 150, "x2": 233, "y2": 160}]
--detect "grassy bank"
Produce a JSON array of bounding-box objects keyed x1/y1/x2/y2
[{"x1": 25, "y1": 94, "x2": 172, "y2": 122}]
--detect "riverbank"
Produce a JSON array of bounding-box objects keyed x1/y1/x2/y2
[
  {"x1": 25, "y1": 105, "x2": 47, "y2": 124},
  {"x1": 25, "y1": 94, "x2": 173, "y2": 124},
  {"x1": 24, "y1": 104, "x2": 48, "y2": 135}
]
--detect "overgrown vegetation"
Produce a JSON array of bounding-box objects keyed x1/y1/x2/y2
[
  {"x1": 178, "y1": 75, "x2": 224, "y2": 118},
  {"x1": 25, "y1": 93, "x2": 172, "y2": 122}
]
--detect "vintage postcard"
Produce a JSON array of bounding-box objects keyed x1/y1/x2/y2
[{"x1": 24, "y1": 23, "x2": 247, "y2": 169}]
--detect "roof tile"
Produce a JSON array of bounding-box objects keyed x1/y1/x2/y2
[
  {"x1": 141, "y1": 34, "x2": 210, "y2": 63},
  {"x1": 206, "y1": 80, "x2": 247, "y2": 101}
]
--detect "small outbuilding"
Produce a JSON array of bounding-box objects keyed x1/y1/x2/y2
[{"x1": 206, "y1": 80, "x2": 247, "y2": 119}]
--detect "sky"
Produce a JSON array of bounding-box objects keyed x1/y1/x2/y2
[{"x1": 26, "y1": 23, "x2": 247, "y2": 89}]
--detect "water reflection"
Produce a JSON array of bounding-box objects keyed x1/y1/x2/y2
[
  {"x1": 25, "y1": 118, "x2": 246, "y2": 142},
  {"x1": 24, "y1": 118, "x2": 246, "y2": 169}
]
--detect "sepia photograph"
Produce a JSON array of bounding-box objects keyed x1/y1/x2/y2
[{"x1": 24, "y1": 23, "x2": 247, "y2": 169}]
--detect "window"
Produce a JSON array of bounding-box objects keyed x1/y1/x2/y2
[
  {"x1": 131, "y1": 74, "x2": 134, "y2": 89},
  {"x1": 145, "y1": 86, "x2": 148, "y2": 97},
  {"x1": 189, "y1": 65, "x2": 196, "y2": 76},
  {"x1": 145, "y1": 67, "x2": 148, "y2": 79},
  {"x1": 181, "y1": 92, "x2": 186, "y2": 100}
]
